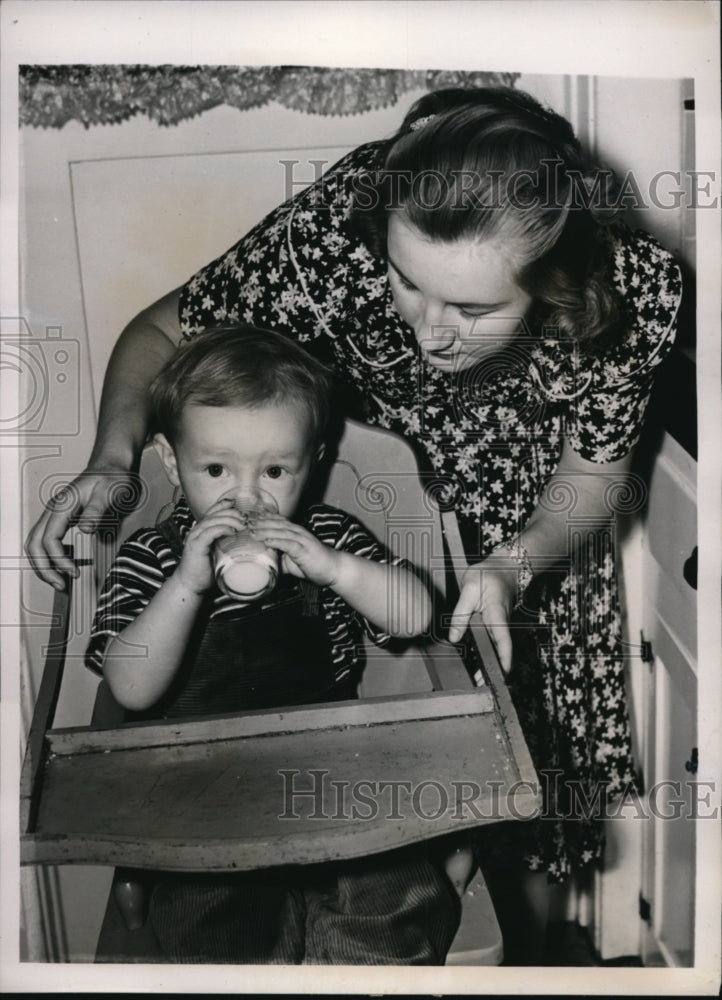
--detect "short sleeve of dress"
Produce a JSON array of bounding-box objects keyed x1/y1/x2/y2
[
  {"x1": 307, "y1": 504, "x2": 408, "y2": 648},
  {"x1": 178, "y1": 141, "x2": 386, "y2": 348},
  {"x1": 544, "y1": 228, "x2": 682, "y2": 463},
  {"x1": 84, "y1": 530, "x2": 177, "y2": 675}
]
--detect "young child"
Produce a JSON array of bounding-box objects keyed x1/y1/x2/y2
[{"x1": 85, "y1": 325, "x2": 460, "y2": 965}]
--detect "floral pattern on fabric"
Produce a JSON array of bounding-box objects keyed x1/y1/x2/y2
[{"x1": 179, "y1": 141, "x2": 682, "y2": 881}]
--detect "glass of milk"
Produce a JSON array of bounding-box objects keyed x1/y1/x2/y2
[{"x1": 212, "y1": 487, "x2": 280, "y2": 601}]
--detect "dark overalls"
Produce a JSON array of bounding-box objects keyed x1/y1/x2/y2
[{"x1": 140, "y1": 515, "x2": 460, "y2": 965}]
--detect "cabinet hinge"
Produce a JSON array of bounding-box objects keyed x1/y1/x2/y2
[
  {"x1": 639, "y1": 893, "x2": 651, "y2": 923},
  {"x1": 639, "y1": 632, "x2": 654, "y2": 664}
]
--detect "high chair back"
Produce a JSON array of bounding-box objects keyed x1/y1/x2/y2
[{"x1": 321, "y1": 418, "x2": 453, "y2": 695}]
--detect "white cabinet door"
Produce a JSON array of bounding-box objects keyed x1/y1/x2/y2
[{"x1": 640, "y1": 432, "x2": 697, "y2": 967}]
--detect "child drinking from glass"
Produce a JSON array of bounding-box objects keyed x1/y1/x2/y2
[{"x1": 85, "y1": 325, "x2": 460, "y2": 964}]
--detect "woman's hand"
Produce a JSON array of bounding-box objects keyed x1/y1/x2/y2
[
  {"x1": 447, "y1": 443, "x2": 636, "y2": 674},
  {"x1": 24, "y1": 467, "x2": 139, "y2": 590},
  {"x1": 448, "y1": 559, "x2": 518, "y2": 673},
  {"x1": 253, "y1": 514, "x2": 340, "y2": 587},
  {"x1": 25, "y1": 287, "x2": 182, "y2": 589}
]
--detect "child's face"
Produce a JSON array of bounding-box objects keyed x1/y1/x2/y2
[{"x1": 156, "y1": 401, "x2": 319, "y2": 521}]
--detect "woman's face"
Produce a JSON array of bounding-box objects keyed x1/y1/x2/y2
[{"x1": 387, "y1": 212, "x2": 533, "y2": 372}]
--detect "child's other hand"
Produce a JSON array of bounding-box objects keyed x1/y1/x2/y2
[
  {"x1": 176, "y1": 499, "x2": 248, "y2": 595},
  {"x1": 252, "y1": 514, "x2": 339, "y2": 587}
]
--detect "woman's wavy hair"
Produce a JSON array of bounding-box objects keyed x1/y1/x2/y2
[{"x1": 350, "y1": 86, "x2": 627, "y2": 350}]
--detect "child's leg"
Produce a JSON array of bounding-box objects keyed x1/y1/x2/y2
[
  {"x1": 482, "y1": 864, "x2": 550, "y2": 965},
  {"x1": 148, "y1": 871, "x2": 306, "y2": 964},
  {"x1": 303, "y1": 843, "x2": 461, "y2": 965}
]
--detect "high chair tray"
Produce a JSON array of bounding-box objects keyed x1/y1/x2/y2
[{"x1": 22, "y1": 685, "x2": 537, "y2": 872}]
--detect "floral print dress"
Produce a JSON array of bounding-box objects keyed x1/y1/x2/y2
[{"x1": 179, "y1": 141, "x2": 682, "y2": 881}]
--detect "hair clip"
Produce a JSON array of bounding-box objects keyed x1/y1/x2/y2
[{"x1": 410, "y1": 114, "x2": 437, "y2": 132}]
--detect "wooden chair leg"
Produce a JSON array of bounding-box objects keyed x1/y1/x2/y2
[{"x1": 91, "y1": 685, "x2": 150, "y2": 936}]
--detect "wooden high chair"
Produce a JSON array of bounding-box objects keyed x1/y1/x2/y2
[{"x1": 21, "y1": 419, "x2": 539, "y2": 965}]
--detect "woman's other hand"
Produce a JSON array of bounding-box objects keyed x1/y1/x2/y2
[
  {"x1": 24, "y1": 467, "x2": 139, "y2": 590},
  {"x1": 25, "y1": 287, "x2": 183, "y2": 590},
  {"x1": 448, "y1": 560, "x2": 518, "y2": 673}
]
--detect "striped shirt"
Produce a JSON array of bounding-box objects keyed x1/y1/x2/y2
[{"x1": 85, "y1": 498, "x2": 403, "y2": 692}]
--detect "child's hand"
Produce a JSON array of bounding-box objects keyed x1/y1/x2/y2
[
  {"x1": 175, "y1": 499, "x2": 248, "y2": 595},
  {"x1": 252, "y1": 514, "x2": 340, "y2": 587}
]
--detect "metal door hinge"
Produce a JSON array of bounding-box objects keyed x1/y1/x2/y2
[
  {"x1": 639, "y1": 632, "x2": 654, "y2": 664},
  {"x1": 639, "y1": 893, "x2": 651, "y2": 923}
]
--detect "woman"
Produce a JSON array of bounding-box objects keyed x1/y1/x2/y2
[{"x1": 26, "y1": 86, "x2": 681, "y2": 963}]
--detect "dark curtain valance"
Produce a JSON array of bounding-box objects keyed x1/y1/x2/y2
[{"x1": 19, "y1": 64, "x2": 519, "y2": 129}]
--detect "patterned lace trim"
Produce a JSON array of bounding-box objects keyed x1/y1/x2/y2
[{"x1": 20, "y1": 65, "x2": 519, "y2": 129}]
